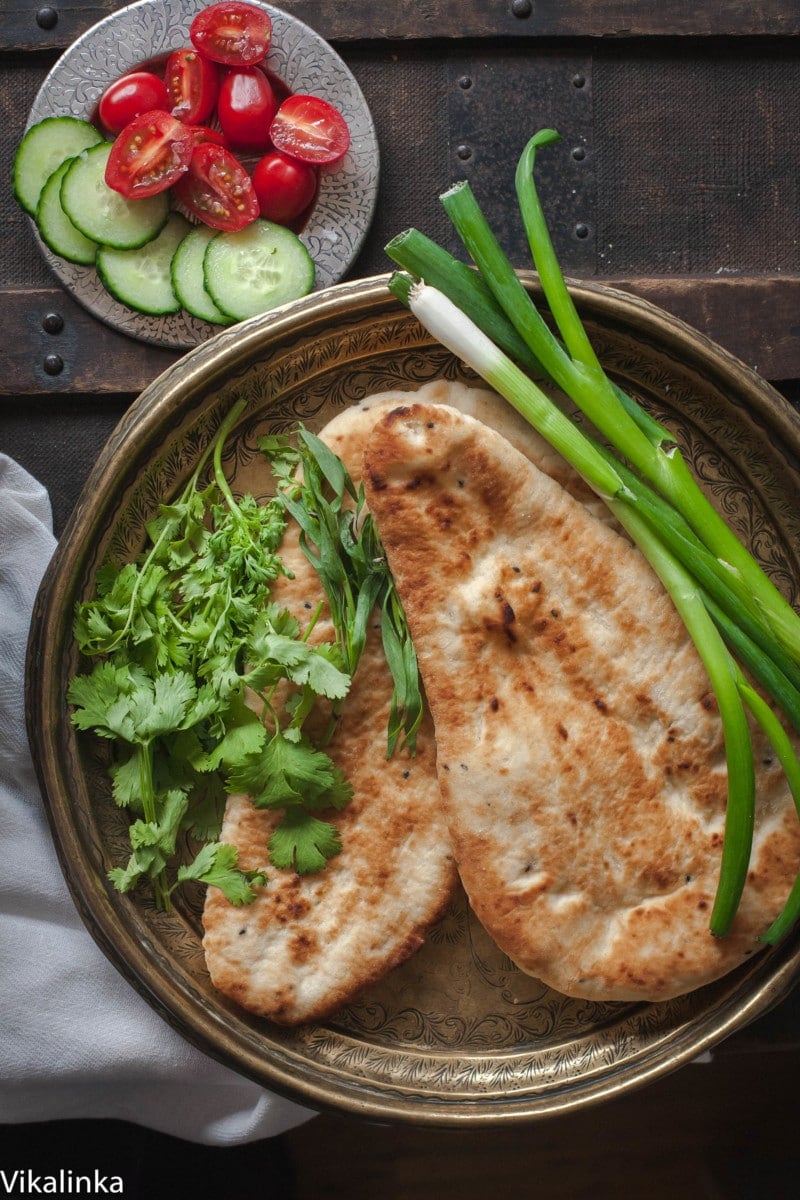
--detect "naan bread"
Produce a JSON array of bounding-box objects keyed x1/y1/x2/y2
[
  {"x1": 363, "y1": 400, "x2": 800, "y2": 1003},
  {"x1": 202, "y1": 393, "x2": 461, "y2": 1025}
]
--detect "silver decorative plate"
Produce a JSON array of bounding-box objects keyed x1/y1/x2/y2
[
  {"x1": 26, "y1": 276, "x2": 800, "y2": 1125},
  {"x1": 24, "y1": 0, "x2": 379, "y2": 349}
]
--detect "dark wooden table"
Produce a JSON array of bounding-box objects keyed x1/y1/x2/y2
[{"x1": 2, "y1": 1, "x2": 800, "y2": 1189}]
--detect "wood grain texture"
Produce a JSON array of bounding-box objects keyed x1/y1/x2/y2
[
  {"x1": 3, "y1": 277, "x2": 798, "y2": 397},
  {"x1": 2, "y1": 0, "x2": 798, "y2": 51},
  {"x1": 3, "y1": 288, "x2": 180, "y2": 396},
  {"x1": 2, "y1": 11, "x2": 798, "y2": 396},
  {"x1": 600, "y1": 275, "x2": 800, "y2": 379}
]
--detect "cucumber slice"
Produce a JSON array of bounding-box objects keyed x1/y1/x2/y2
[
  {"x1": 13, "y1": 116, "x2": 103, "y2": 217},
  {"x1": 96, "y1": 213, "x2": 191, "y2": 315},
  {"x1": 61, "y1": 143, "x2": 169, "y2": 250},
  {"x1": 36, "y1": 158, "x2": 99, "y2": 266},
  {"x1": 171, "y1": 226, "x2": 233, "y2": 325},
  {"x1": 203, "y1": 219, "x2": 315, "y2": 321}
]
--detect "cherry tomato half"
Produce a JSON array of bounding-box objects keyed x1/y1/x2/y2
[
  {"x1": 217, "y1": 67, "x2": 278, "y2": 153},
  {"x1": 97, "y1": 71, "x2": 170, "y2": 136},
  {"x1": 165, "y1": 48, "x2": 219, "y2": 124},
  {"x1": 252, "y1": 151, "x2": 318, "y2": 225},
  {"x1": 268, "y1": 94, "x2": 350, "y2": 165},
  {"x1": 172, "y1": 142, "x2": 259, "y2": 231},
  {"x1": 190, "y1": 124, "x2": 230, "y2": 149},
  {"x1": 105, "y1": 110, "x2": 197, "y2": 199},
  {"x1": 189, "y1": 1, "x2": 272, "y2": 67}
]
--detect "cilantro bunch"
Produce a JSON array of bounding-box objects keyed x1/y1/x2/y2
[{"x1": 69, "y1": 400, "x2": 354, "y2": 911}]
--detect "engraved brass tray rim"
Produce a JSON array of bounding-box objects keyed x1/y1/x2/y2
[{"x1": 26, "y1": 273, "x2": 800, "y2": 1125}]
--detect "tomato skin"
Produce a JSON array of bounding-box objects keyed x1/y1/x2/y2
[
  {"x1": 165, "y1": 48, "x2": 219, "y2": 124},
  {"x1": 189, "y1": 1, "x2": 272, "y2": 67},
  {"x1": 190, "y1": 124, "x2": 230, "y2": 149},
  {"x1": 97, "y1": 71, "x2": 170, "y2": 136},
  {"x1": 172, "y1": 142, "x2": 259, "y2": 231},
  {"x1": 268, "y1": 94, "x2": 351, "y2": 165},
  {"x1": 105, "y1": 110, "x2": 197, "y2": 198},
  {"x1": 217, "y1": 67, "x2": 278, "y2": 152},
  {"x1": 251, "y1": 151, "x2": 318, "y2": 225}
]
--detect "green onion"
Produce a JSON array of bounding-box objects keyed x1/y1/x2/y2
[
  {"x1": 401, "y1": 277, "x2": 757, "y2": 936},
  {"x1": 386, "y1": 229, "x2": 545, "y2": 376},
  {"x1": 435, "y1": 157, "x2": 800, "y2": 673},
  {"x1": 608, "y1": 502, "x2": 756, "y2": 937},
  {"x1": 738, "y1": 677, "x2": 800, "y2": 944},
  {"x1": 384, "y1": 129, "x2": 800, "y2": 938},
  {"x1": 405, "y1": 280, "x2": 629, "y2": 504}
]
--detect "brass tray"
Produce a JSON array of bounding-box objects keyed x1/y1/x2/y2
[{"x1": 26, "y1": 274, "x2": 800, "y2": 1124}]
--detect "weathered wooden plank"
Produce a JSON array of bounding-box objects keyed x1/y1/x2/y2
[
  {"x1": 2, "y1": 276, "x2": 798, "y2": 398},
  {"x1": 600, "y1": 275, "x2": 800, "y2": 380},
  {"x1": 2, "y1": 0, "x2": 798, "y2": 53},
  {"x1": 3, "y1": 288, "x2": 181, "y2": 396}
]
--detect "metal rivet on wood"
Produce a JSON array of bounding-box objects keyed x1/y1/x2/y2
[
  {"x1": 35, "y1": 7, "x2": 59, "y2": 30},
  {"x1": 42, "y1": 312, "x2": 64, "y2": 334}
]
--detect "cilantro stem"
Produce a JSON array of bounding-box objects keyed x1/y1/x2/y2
[
  {"x1": 137, "y1": 742, "x2": 170, "y2": 911},
  {"x1": 212, "y1": 399, "x2": 248, "y2": 519}
]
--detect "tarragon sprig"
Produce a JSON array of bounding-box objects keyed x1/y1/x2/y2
[{"x1": 262, "y1": 426, "x2": 424, "y2": 757}]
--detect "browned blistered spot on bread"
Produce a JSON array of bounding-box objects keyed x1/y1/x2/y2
[
  {"x1": 384, "y1": 404, "x2": 413, "y2": 424},
  {"x1": 405, "y1": 473, "x2": 436, "y2": 491},
  {"x1": 289, "y1": 930, "x2": 319, "y2": 964}
]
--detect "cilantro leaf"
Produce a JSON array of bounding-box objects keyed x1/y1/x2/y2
[
  {"x1": 191, "y1": 692, "x2": 267, "y2": 773},
  {"x1": 229, "y1": 728, "x2": 352, "y2": 812},
  {"x1": 247, "y1": 621, "x2": 351, "y2": 701},
  {"x1": 70, "y1": 401, "x2": 379, "y2": 911},
  {"x1": 176, "y1": 842, "x2": 266, "y2": 906},
  {"x1": 68, "y1": 662, "x2": 135, "y2": 736},
  {"x1": 182, "y1": 774, "x2": 229, "y2": 843},
  {"x1": 268, "y1": 809, "x2": 343, "y2": 875}
]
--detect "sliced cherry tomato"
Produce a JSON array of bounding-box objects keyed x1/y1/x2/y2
[
  {"x1": 105, "y1": 110, "x2": 196, "y2": 199},
  {"x1": 217, "y1": 67, "x2": 278, "y2": 153},
  {"x1": 263, "y1": 67, "x2": 292, "y2": 106},
  {"x1": 252, "y1": 151, "x2": 318, "y2": 225},
  {"x1": 97, "y1": 71, "x2": 170, "y2": 136},
  {"x1": 172, "y1": 142, "x2": 259, "y2": 231},
  {"x1": 189, "y1": 1, "x2": 272, "y2": 67},
  {"x1": 268, "y1": 94, "x2": 350, "y2": 165},
  {"x1": 165, "y1": 48, "x2": 219, "y2": 124},
  {"x1": 190, "y1": 124, "x2": 229, "y2": 148}
]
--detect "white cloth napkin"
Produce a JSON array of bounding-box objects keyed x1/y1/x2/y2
[{"x1": 0, "y1": 453, "x2": 316, "y2": 1145}]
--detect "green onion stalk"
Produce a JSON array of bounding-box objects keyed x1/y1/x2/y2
[
  {"x1": 439, "y1": 138, "x2": 800, "y2": 670},
  {"x1": 384, "y1": 132, "x2": 800, "y2": 939},
  {"x1": 400, "y1": 277, "x2": 758, "y2": 936}
]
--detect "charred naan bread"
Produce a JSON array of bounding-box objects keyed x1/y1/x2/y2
[
  {"x1": 363, "y1": 400, "x2": 800, "y2": 1003},
  {"x1": 337, "y1": 377, "x2": 611, "y2": 525},
  {"x1": 202, "y1": 393, "x2": 461, "y2": 1026}
]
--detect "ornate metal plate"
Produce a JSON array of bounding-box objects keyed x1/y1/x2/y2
[
  {"x1": 26, "y1": 275, "x2": 800, "y2": 1123},
  {"x1": 24, "y1": 0, "x2": 379, "y2": 350}
]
